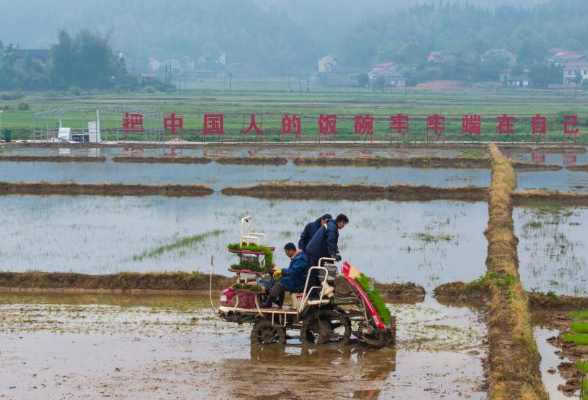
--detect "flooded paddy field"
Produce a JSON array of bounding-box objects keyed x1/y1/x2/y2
[
  {"x1": 0, "y1": 195, "x2": 487, "y2": 291},
  {"x1": 518, "y1": 170, "x2": 588, "y2": 193},
  {"x1": 0, "y1": 160, "x2": 490, "y2": 190},
  {"x1": 3, "y1": 145, "x2": 588, "y2": 193},
  {"x1": 0, "y1": 144, "x2": 470, "y2": 159},
  {"x1": 515, "y1": 206, "x2": 588, "y2": 296},
  {"x1": 0, "y1": 293, "x2": 487, "y2": 400},
  {"x1": 511, "y1": 150, "x2": 588, "y2": 167}
]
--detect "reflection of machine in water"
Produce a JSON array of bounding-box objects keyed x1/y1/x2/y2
[{"x1": 247, "y1": 344, "x2": 397, "y2": 400}]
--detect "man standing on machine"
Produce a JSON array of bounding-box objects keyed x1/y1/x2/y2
[
  {"x1": 305, "y1": 214, "x2": 349, "y2": 278},
  {"x1": 298, "y1": 214, "x2": 332, "y2": 252}
]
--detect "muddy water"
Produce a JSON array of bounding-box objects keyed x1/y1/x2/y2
[
  {"x1": 515, "y1": 206, "x2": 588, "y2": 296},
  {"x1": 0, "y1": 294, "x2": 487, "y2": 400},
  {"x1": 0, "y1": 161, "x2": 490, "y2": 189},
  {"x1": 0, "y1": 195, "x2": 488, "y2": 289},
  {"x1": 534, "y1": 326, "x2": 575, "y2": 400}
]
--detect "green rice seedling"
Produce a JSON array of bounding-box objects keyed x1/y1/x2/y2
[
  {"x1": 571, "y1": 310, "x2": 588, "y2": 320},
  {"x1": 354, "y1": 273, "x2": 392, "y2": 326},
  {"x1": 563, "y1": 333, "x2": 588, "y2": 346},
  {"x1": 227, "y1": 243, "x2": 274, "y2": 268},
  {"x1": 571, "y1": 322, "x2": 588, "y2": 334},
  {"x1": 133, "y1": 229, "x2": 224, "y2": 261}
]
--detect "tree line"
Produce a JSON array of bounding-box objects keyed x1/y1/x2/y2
[{"x1": 0, "y1": 30, "x2": 138, "y2": 91}]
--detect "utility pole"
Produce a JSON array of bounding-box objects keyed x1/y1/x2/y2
[
  {"x1": 307, "y1": 73, "x2": 310, "y2": 92},
  {"x1": 229, "y1": 73, "x2": 232, "y2": 91}
]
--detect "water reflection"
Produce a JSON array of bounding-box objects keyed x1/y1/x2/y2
[
  {"x1": 0, "y1": 161, "x2": 490, "y2": 190},
  {"x1": 247, "y1": 344, "x2": 397, "y2": 400}
]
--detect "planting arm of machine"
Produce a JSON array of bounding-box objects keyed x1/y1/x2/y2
[{"x1": 341, "y1": 262, "x2": 396, "y2": 347}]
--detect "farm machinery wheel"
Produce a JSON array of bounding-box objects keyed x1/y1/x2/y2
[
  {"x1": 300, "y1": 309, "x2": 351, "y2": 345},
  {"x1": 250, "y1": 320, "x2": 286, "y2": 345},
  {"x1": 358, "y1": 316, "x2": 397, "y2": 348}
]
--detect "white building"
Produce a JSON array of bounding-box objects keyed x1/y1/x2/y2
[
  {"x1": 318, "y1": 55, "x2": 337, "y2": 73},
  {"x1": 367, "y1": 62, "x2": 406, "y2": 87},
  {"x1": 563, "y1": 62, "x2": 588, "y2": 84}
]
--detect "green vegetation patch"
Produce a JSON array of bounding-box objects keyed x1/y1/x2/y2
[
  {"x1": 133, "y1": 230, "x2": 224, "y2": 261},
  {"x1": 230, "y1": 259, "x2": 264, "y2": 272},
  {"x1": 227, "y1": 243, "x2": 274, "y2": 270},
  {"x1": 563, "y1": 333, "x2": 588, "y2": 346},
  {"x1": 571, "y1": 309, "x2": 588, "y2": 320},
  {"x1": 470, "y1": 272, "x2": 518, "y2": 299},
  {"x1": 354, "y1": 273, "x2": 392, "y2": 326},
  {"x1": 412, "y1": 232, "x2": 452, "y2": 244},
  {"x1": 571, "y1": 322, "x2": 588, "y2": 334}
]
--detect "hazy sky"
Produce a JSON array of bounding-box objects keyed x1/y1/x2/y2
[{"x1": 0, "y1": 0, "x2": 548, "y2": 49}]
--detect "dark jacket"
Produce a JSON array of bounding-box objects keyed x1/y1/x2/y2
[
  {"x1": 280, "y1": 251, "x2": 310, "y2": 291},
  {"x1": 298, "y1": 218, "x2": 323, "y2": 251},
  {"x1": 305, "y1": 219, "x2": 339, "y2": 260}
]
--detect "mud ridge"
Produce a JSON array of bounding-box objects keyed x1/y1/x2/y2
[
  {"x1": 0, "y1": 271, "x2": 233, "y2": 292},
  {"x1": 0, "y1": 181, "x2": 213, "y2": 197},
  {"x1": 511, "y1": 161, "x2": 563, "y2": 172},
  {"x1": 375, "y1": 282, "x2": 426, "y2": 304},
  {"x1": 485, "y1": 144, "x2": 548, "y2": 400},
  {"x1": 0, "y1": 271, "x2": 425, "y2": 304},
  {"x1": 513, "y1": 190, "x2": 588, "y2": 206},
  {"x1": 112, "y1": 156, "x2": 212, "y2": 164},
  {"x1": 434, "y1": 282, "x2": 489, "y2": 304},
  {"x1": 534, "y1": 146, "x2": 587, "y2": 154},
  {"x1": 566, "y1": 164, "x2": 588, "y2": 172},
  {"x1": 435, "y1": 281, "x2": 588, "y2": 312},
  {"x1": 221, "y1": 183, "x2": 488, "y2": 202},
  {"x1": 0, "y1": 155, "x2": 107, "y2": 163},
  {"x1": 293, "y1": 156, "x2": 491, "y2": 169},
  {"x1": 215, "y1": 156, "x2": 289, "y2": 166},
  {"x1": 529, "y1": 293, "x2": 588, "y2": 311}
]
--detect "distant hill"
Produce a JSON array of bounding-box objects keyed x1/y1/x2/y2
[{"x1": 0, "y1": 0, "x2": 583, "y2": 73}]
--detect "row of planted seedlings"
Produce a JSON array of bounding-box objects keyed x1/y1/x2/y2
[{"x1": 485, "y1": 144, "x2": 548, "y2": 400}]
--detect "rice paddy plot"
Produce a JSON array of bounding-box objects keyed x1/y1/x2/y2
[
  {"x1": 0, "y1": 195, "x2": 487, "y2": 289},
  {"x1": 518, "y1": 170, "x2": 588, "y2": 193},
  {"x1": 511, "y1": 151, "x2": 588, "y2": 167},
  {"x1": 0, "y1": 145, "x2": 467, "y2": 159},
  {"x1": 515, "y1": 206, "x2": 588, "y2": 296},
  {"x1": 0, "y1": 161, "x2": 491, "y2": 190}
]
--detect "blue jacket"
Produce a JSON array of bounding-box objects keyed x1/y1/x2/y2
[
  {"x1": 280, "y1": 251, "x2": 310, "y2": 291},
  {"x1": 305, "y1": 220, "x2": 339, "y2": 259},
  {"x1": 298, "y1": 218, "x2": 323, "y2": 251}
]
